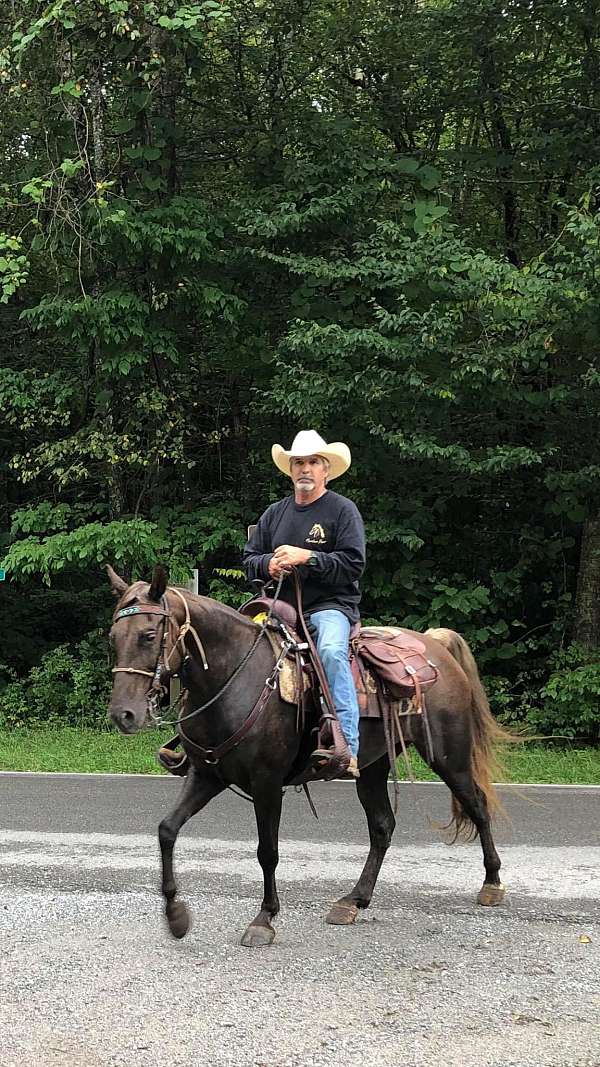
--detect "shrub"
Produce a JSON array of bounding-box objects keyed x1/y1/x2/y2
[
  {"x1": 0, "y1": 629, "x2": 112, "y2": 728},
  {"x1": 534, "y1": 646, "x2": 600, "y2": 741}
]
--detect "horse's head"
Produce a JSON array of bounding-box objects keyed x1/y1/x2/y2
[{"x1": 107, "y1": 563, "x2": 174, "y2": 734}]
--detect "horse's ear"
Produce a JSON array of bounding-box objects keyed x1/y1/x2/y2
[
  {"x1": 106, "y1": 564, "x2": 127, "y2": 598},
  {"x1": 148, "y1": 564, "x2": 169, "y2": 602}
]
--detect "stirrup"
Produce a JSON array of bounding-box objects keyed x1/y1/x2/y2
[
  {"x1": 310, "y1": 746, "x2": 337, "y2": 767},
  {"x1": 309, "y1": 747, "x2": 352, "y2": 781}
]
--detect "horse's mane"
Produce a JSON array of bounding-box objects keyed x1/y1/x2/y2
[{"x1": 115, "y1": 581, "x2": 257, "y2": 629}]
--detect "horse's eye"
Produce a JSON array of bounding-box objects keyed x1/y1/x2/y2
[{"x1": 139, "y1": 630, "x2": 157, "y2": 642}]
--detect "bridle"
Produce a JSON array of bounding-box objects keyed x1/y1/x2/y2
[
  {"x1": 110, "y1": 579, "x2": 288, "y2": 764},
  {"x1": 111, "y1": 587, "x2": 209, "y2": 719}
]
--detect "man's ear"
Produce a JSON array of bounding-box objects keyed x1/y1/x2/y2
[
  {"x1": 148, "y1": 564, "x2": 169, "y2": 602},
  {"x1": 106, "y1": 564, "x2": 128, "y2": 598}
]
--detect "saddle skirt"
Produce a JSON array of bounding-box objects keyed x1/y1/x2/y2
[{"x1": 261, "y1": 621, "x2": 438, "y2": 721}]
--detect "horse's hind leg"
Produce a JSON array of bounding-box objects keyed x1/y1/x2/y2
[
  {"x1": 159, "y1": 767, "x2": 224, "y2": 938},
  {"x1": 241, "y1": 783, "x2": 283, "y2": 948},
  {"x1": 414, "y1": 729, "x2": 505, "y2": 907},
  {"x1": 326, "y1": 754, "x2": 395, "y2": 925}
]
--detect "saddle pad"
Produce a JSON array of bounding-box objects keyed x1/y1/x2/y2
[{"x1": 264, "y1": 629, "x2": 310, "y2": 706}]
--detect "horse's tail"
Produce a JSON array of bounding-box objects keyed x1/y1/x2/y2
[{"x1": 425, "y1": 627, "x2": 517, "y2": 840}]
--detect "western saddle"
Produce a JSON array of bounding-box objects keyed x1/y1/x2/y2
[{"x1": 238, "y1": 591, "x2": 438, "y2": 721}]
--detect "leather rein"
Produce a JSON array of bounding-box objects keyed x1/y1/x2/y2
[{"x1": 111, "y1": 583, "x2": 286, "y2": 766}]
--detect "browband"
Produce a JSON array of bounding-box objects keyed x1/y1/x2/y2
[{"x1": 114, "y1": 604, "x2": 171, "y2": 622}]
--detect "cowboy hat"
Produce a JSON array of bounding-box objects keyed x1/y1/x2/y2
[{"x1": 271, "y1": 430, "x2": 351, "y2": 481}]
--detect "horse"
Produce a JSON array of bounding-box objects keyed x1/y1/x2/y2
[{"x1": 107, "y1": 563, "x2": 511, "y2": 948}]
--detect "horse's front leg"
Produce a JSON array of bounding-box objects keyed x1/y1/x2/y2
[
  {"x1": 241, "y1": 782, "x2": 283, "y2": 948},
  {"x1": 159, "y1": 766, "x2": 224, "y2": 939}
]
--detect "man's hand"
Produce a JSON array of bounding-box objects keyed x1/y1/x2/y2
[
  {"x1": 268, "y1": 545, "x2": 313, "y2": 578},
  {"x1": 267, "y1": 555, "x2": 289, "y2": 579},
  {"x1": 273, "y1": 545, "x2": 313, "y2": 569}
]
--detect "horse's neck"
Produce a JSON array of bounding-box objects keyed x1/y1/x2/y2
[{"x1": 183, "y1": 593, "x2": 258, "y2": 684}]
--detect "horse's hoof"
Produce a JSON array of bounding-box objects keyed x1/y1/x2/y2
[
  {"x1": 326, "y1": 900, "x2": 359, "y2": 925},
  {"x1": 477, "y1": 883, "x2": 506, "y2": 907},
  {"x1": 241, "y1": 923, "x2": 276, "y2": 948},
  {"x1": 166, "y1": 900, "x2": 191, "y2": 938}
]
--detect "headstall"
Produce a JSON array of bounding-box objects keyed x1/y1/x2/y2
[
  {"x1": 111, "y1": 575, "x2": 287, "y2": 765},
  {"x1": 111, "y1": 588, "x2": 209, "y2": 718}
]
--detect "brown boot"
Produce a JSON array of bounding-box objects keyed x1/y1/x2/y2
[
  {"x1": 309, "y1": 747, "x2": 359, "y2": 780},
  {"x1": 157, "y1": 746, "x2": 189, "y2": 776}
]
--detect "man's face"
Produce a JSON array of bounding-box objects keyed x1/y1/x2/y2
[{"x1": 290, "y1": 455, "x2": 328, "y2": 495}]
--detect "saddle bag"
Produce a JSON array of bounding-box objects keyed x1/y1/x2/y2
[{"x1": 353, "y1": 630, "x2": 438, "y2": 697}]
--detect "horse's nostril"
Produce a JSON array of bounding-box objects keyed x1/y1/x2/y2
[{"x1": 111, "y1": 706, "x2": 137, "y2": 733}]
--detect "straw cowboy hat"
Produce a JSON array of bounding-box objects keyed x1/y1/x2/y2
[{"x1": 271, "y1": 430, "x2": 351, "y2": 481}]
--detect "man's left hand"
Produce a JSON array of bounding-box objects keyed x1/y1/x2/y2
[{"x1": 273, "y1": 545, "x2": 313, "y2": 568}]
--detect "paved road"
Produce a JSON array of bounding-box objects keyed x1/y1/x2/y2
[{"x1": 1, "y1": 774, "x2": 598, "y2": 1067}]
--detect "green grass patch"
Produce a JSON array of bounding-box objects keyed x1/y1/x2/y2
[
  {"x1": 0, "y1": 726, "x2": 599, "y2": 783},
  {"x1": 0, "y1": 726, "x2": 167, "y2": 775}
]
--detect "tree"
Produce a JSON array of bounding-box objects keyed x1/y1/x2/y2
[{"x1": 1, "y1": 0, "x2": 599, "y2": 734}]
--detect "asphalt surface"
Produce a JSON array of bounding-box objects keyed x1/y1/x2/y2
[{"x1": 1, "y1": 774, "x2": 599, "y2": 1067}]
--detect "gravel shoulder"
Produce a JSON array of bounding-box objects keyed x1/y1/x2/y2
[{"x1": 0, "y1": 777, "x2": 598, "y2": 1067}]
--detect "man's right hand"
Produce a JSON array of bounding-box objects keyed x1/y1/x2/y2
[{"x1": 268, "y1": 556, "x2": 291, "y2": 579}]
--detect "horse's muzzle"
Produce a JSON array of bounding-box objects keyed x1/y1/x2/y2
[{"x1": 110, "y1": 705, "x2": 143, "y2": 734}]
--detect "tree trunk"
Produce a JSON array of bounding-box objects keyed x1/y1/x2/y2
[
  {"x1": 479, "y1": 31, "x2": 520, "y2": 266},
  {"x1": 573, "y1": 511, "x2": 600, "y2": 649}
]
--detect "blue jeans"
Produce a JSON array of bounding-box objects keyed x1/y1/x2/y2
[{"x1": 310, "y1": 610, "x2": 360, "y2": 758}]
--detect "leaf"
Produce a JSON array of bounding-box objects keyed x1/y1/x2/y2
[
  {"x1": 417, "y1": 165, "x2": 441, "y2": 190},
  {"x1": 496, "y1": 643, "x2": 518, "y2": 660},
  {"x1": 59, "y1": 158, "x2": 84, "y2": 177},
  {"x1": 114, "y1": 118, "x2": 136, "y2": 134},
  {"x1": 396, "y1": 158, "x2": 421, "y2": 174},
  {"x1": 427, "y1": 205, "x2": 449, "y2": 220},
  {"x1": 578, "y1": 934, "x2": 592, "y2": 944}
]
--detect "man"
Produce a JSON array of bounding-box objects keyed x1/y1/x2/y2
[{"x1": 243, "y1": 430, "x2": 365, "y2": 778}]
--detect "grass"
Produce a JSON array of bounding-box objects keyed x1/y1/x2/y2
[
  {"x1": 0, "y1": 726, "x2": 168, "y2": 775},
  {"x1": 0, "y1": 726, "x2": 599, "y2": 783}
]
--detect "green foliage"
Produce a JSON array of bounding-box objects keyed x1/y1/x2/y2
[
  {"x1": 537, "y1": 647, "x2": 600, "y2": 741},
  {"x1": 2, "y1": 501, "x2": 245, "y2": 584},
  {"x1": 0, "y1": 233, "x2": 29, "y2": 301},
  {"x1": 0, "y1": 0, "x2": 599, "y2": 743},
  {"x1": 0, "y1": 630, "x2": 111, "y2": 728}
]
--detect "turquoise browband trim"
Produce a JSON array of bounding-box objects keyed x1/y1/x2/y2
[{"x1": 115, "y1": 606, "x2": 141, "y2": 619}]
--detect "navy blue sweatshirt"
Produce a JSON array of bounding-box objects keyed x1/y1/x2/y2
[{"x1": 242, "y1": 490, "x2": 366, "y2": 623}]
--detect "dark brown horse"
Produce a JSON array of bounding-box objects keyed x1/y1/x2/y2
[{"x1": 107, "y1": 564, "x2": 510, "y2": 948}]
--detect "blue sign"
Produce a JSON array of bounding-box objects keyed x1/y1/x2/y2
[{"x1": 0, "y1": 570, "x2": 5, "y2": 581}]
